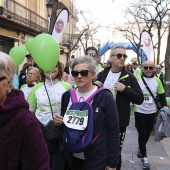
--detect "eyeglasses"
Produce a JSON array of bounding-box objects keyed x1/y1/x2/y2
[
  {"x1": 71, "y1": 70, "x2": 89, "y2": 78},
  {"x1": 27, "y1": 57, "x2": 33, "y2": 60},
  {"x1": 0, "y1": 76, "x2": 6, "y2": 82},
  {"x1": 112, "y1": 53, "x2": 128, "y2": 60},
  {"x1": 27, "y1": 72, "x2": 36, "y2": 76},
  {"x1": 87, "y1": 53, "x2": 97, "y2": 57},
  {"x1": 143, "y1": 66, "x2": 154, "y2": 70}
]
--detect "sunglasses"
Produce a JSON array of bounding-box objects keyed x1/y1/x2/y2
[
  {"x1": 112, "y1": 53, "x2": 128, "y2": 60},
  {"x1": 143, "y1": 66, "x2": 154, "y2": 70},
  {"x1": 27, "y1": 72, "x2": 36, "y2": 76},
  {"x1": 87, "y1": 53, "x2": 97, "y2": 57},
  {"x1": 0, "y1": 76, "x2": 6, "y2": 82},
  {"x1": 71, "y1": 70, "x2": 89, "y2": 78}
]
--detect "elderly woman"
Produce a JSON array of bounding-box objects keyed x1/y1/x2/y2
[
  {"x1": 0, "y1": 52, "x2": 50, "y2": 170},
  {"x1": 20, "y1": 67, "x2": 41, "y2": 100},
  {"x1": 54, "y1": 56, "x2": 120, "y2": 170},
  {"x1": 28, "y1": 61, "x2": 72, "y2": 170}
]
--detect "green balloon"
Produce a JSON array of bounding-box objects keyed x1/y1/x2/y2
[
  {"x1": 9, "y1": 46, "x2": 25, "y2": 66},
  {"x1": 30, "y1": 33, "x2": 60, "y2": 72},
  {"x1": 166, "y1": 97, "x2": 170, "y2": 106},
  {"x1": 20, "y1": 46, "x2": 27, "y2": 55},
  {"x1": 25, "y1": 38, "x2": 34, "y2": 54}
]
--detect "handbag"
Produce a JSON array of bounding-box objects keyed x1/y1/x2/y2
[
  {"x1": 141, "y1": 75, "x2": 162, "y2": 110},
  {"x1": 38, "y1": 82, "x2": 62, "y2": 151}
]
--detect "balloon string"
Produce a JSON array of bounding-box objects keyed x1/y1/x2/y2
[{"x1": 49, "y1": 73, "x2": 60, "y2": 114}]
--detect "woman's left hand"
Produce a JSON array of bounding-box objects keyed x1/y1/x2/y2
[{"x1": 54, "y1": 114, "x2": 63, "y2": 126}]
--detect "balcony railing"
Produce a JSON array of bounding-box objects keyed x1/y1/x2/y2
[{"x1": 0, "y1": 0, "x2": 48, "y2": 33}]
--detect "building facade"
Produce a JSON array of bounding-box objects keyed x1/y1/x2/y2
[{"x1": 0, "y1": 0, "x2": 79, "y2": 72}]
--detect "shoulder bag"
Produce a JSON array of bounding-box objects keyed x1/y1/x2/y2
[
  {"x1": 38, "y1": 82, "x2": 62, "y2": 152},
  {"x1": 141, "y1": 75, "x2": 162, "y2": 110}
]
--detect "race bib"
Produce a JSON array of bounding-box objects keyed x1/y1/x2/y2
[
  {"x1": 144, "y1": 96, "x2": 153, "y2": 103},
  {"x1": 63, "y1": 110, "x2": 88, "y2": 130}
]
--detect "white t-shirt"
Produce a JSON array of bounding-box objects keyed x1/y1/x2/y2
[
  {"x1": 20, "y1": 84, "x2": 33, "y2": 100},
  {"x1": 134, "y1": 76, "x2": 164, "y2": 114},
  {"x1": 103, "y1": 70, "x2": 121, "y2": 99},
  {"x1": 156, "y1": 73, "x2": 161, "y2": 78},
  {"x1": 28, "y1": 80, "x2": 72, "y2": 125}
]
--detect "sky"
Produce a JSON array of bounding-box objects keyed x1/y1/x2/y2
[
  {"x1": 75, "y1": 0, "x2": 167, "y2": 63},
  {"x1": 76, "y1": 0, "x2": 133, "y2": 26},
  {"x1": 76, "y1": 0, "x2": 136, "y2": 63}
]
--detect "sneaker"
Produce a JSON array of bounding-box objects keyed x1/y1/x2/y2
[
  {"x1": 141, "y1": 157, "x2": 150, "y2": 169},
  {"x1": 137, "y1": 149, "x2": 142, "y2": 158}
]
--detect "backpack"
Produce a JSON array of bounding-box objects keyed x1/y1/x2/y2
[{"x1": 63, "y1": 87, "x2": 106, "y2": 153}]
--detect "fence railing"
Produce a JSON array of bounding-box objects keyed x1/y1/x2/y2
[{"x1": 0, "y1": 0, "x2": 48, "y2": 33}]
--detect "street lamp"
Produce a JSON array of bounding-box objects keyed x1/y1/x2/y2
[
  {"x1": 140, "y1": 44, "x2": 143, "y2": 65},
  {"x1": 85, "y1": 31, "x2": 89, "y2": 50},
  {"x1": 97, "y1": 43, "x2": 101, "y2": 52},
  {"x1": 46, "y1": 1, "x2": 53, "y2": 17},
  {"x1": 85, "y1": 31, "x2": 89, "y2": 41},
  {"x1": 46, "y1": 1, "x2": 53, "y2": 31}
]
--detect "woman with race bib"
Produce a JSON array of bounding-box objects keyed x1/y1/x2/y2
[
  {"x1": 28, "y1": 61, "x2": 72, "y2": 170},
  {"x1": 54, "y1": 56, "x2": 120, "y2": 170}
]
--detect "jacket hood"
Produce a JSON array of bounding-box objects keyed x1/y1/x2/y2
[{"x1": 0, "y1": 89, "x2": 29, "y2": 126}]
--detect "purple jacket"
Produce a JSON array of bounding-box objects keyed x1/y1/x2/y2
[{"x1": 0, "y1": 89, "x2": 50, "y2": 170}]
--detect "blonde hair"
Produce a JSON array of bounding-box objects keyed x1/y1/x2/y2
[
  {"x1": 27, "y1": 67, "x2": 41, "y2": 83},
  {"x1": 0, "y1": 51, "x2": 15, "y2": 80}
]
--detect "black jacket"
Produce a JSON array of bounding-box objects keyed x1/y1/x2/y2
[
  {"x1": 19, "y1": 65, "x2": 29, "y2": 88},
  {"x1": 156, "y1": 72, "x2": 164, "y2": 87},
  {"x1": 61, "y1": 88, "x2": 120, "y2": 169},
  {"x1": 97, "y1": 67, "x2": 144, "y2": 129}
]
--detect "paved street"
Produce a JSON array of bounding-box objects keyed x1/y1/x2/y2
[{"x1": 121, "y1": 112, "x2": 170, "y2": 170}]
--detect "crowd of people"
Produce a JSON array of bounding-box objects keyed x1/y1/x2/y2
[{"x1": 0, "y1": 45, "x2": 169, "y2": 170}]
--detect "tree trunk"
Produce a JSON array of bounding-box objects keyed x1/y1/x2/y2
[
  {"x1": 164, "y1": 27, "x2": 170, "y2": 97},
  {"x1": 157, "y1": 29, "x2": 161, "y2": 64}
]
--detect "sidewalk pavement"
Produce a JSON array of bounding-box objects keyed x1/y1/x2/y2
[{"x1": 121, "y1": 112, "x2": 170, "y2": 170}]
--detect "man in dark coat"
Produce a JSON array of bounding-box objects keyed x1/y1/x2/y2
[
  {"x1": 96, "y1": 46, "x2": 144, "y2": 170},
  {"x1": 155, "y1": 64, "x2": 164, "y2": 86}
]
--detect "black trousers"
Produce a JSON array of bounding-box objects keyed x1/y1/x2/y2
[
  {"x1": 116, "y1": 128, "x2": 126, "y2": 170},
  {"x1": 70, "y1": 157, "x2": 87, "y2": 170},
  {"x1": 50, "y1": 149, "x2": 65, "y2": 170},
  {"x1": 134, "y1": 112, "x2": 156, "y2": 158},
  {"x1": 70, "y1": 157, "x2": 107, "y2": 170}
]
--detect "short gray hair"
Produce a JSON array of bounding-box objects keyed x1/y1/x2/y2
[
  {"x1": 0, "y1": 52, "x2": 15, "y2": 80},
  {"x1": 110, "y1": 46, "x2": 126, "y2": 55},
  {"x1": 71, "y1": 55, "x2": 97, "y2": 73}
]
